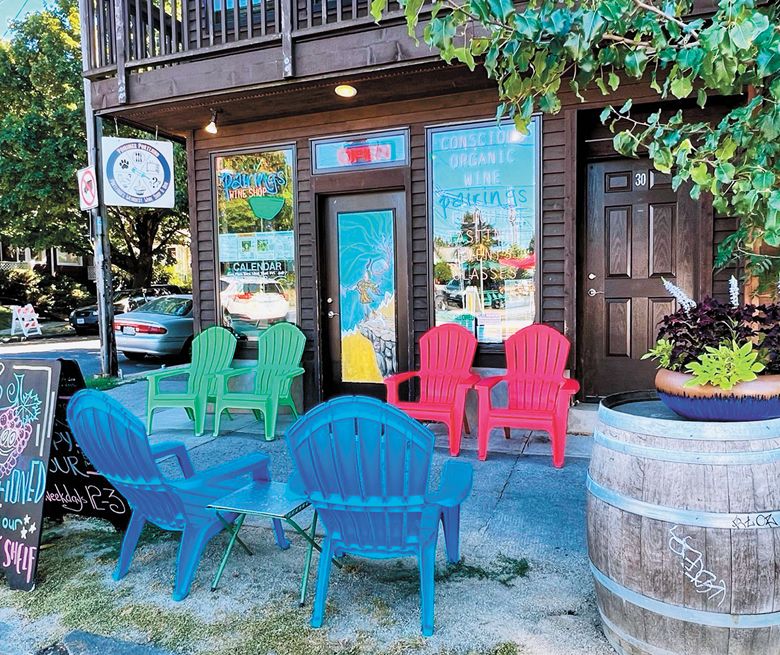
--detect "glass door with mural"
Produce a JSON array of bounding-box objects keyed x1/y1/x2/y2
[{"x1": 321, "y1": 192, "x2": 408, "y2": 397}]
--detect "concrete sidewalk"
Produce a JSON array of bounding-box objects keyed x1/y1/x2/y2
[{"x1": 0, "y1": 380, "x2": 608, "y2": 655}]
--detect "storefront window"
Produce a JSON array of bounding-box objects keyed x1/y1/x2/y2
[
  {"x1": 429, "y1": 119, "x2": 539, "y2": 344},
  {"x1": 215, "y1": 147, "x2": 296, "y2": 338}
]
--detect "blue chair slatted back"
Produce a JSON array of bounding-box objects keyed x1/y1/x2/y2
[
  {"x1": 255, "y1": 323, "x2": 306, "y2": 394},
  {"x1": 67, "y1": 389, "x2": 186, "y2": 530},
  {"x1": 286, "y1": 396, "x2": 437, "y2": 555}
]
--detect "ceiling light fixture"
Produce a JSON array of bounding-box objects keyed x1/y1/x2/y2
[
  {"x1": 205, "y1": 109, "x2": 221, "y2": 134},
  {"x1": 335, "y1": 84, "x2": 357, "y2": 98}
]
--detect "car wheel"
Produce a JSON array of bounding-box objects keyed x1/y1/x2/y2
[
  {"x1": 74, "y1": 328, "x2": 91, "y2": 336},
  {"x1": 122, "y1": 351, "x2": 146, "y2": 361},
  {"x1": 179, "y1": 338, "x2": 193, "y2": 363}
]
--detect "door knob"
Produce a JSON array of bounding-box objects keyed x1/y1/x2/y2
[
  {"x1": 327, "y1": 310, "x2": 339, "y2": 318},
  {"x1": 588, "y1": 273, "x2": 596, "y2": 280},
  {"x1": 587, "y1": 288, "x2": 604, "y2": 297}
]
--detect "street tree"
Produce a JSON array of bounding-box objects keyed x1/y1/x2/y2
[{"x1": 0, "y1": 0, "x2": 189, "y2": 287}]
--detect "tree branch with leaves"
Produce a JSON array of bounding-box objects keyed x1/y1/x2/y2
[{"x1": 375, "y1": 0, "x2": 780, "y2": 292}]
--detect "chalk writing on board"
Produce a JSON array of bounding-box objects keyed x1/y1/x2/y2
[
  {"x1": 0, "y1": 406, "x2": 33, "y2": 478},
  {"x1": 0, "y1": 360, "x2": 58, "y2": 590},
  {"x1": 668, "y1": 526, "x2": 727, "y2": 606},
  {"x1": 731, "y1": 513, "x2": 780, "y2": 529},
  {"x1": 42, "y1": 359, "x2": 129, "y2": 529}
]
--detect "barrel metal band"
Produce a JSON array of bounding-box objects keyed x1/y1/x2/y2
[
  {"x1": 587, "y1": 474, "x2": 780, "y2": 530},
  {"x1": 599, "y1": 612, "x2": 678, "y2": 655},
  {"x1": 591, "y1": 562, "x2": 780, "y2": 628},
  {"x1": 598, "y1": 404, "x2": 780, "y2": 441},
  {"x1": 594, "y1": 430, "x2": 780, "y2": 465}
]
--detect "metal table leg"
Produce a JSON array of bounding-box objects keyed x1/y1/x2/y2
[
  {"x1": 212, "y1": 513, "x2": 246, "y2": 591},
  {"x1": 298, "y1": 511, "x2": 317, "y2": 606}
]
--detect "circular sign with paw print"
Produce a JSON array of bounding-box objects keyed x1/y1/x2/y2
[{"x1": 102, "y1": 137, "x2": 175, "y2": 208}]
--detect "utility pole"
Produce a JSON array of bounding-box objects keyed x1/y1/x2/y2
[{"x1": 80, "y1": 2, "x2": 118, "y2": 377}]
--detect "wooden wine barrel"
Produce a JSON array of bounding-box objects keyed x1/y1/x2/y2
[{"x1": 587, "y1": 391, "x2": 780, "y2": 655}]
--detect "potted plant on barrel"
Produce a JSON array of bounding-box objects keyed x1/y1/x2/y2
[{"x1": 643, "y1": 278, "x2": 780, "y2": 421}]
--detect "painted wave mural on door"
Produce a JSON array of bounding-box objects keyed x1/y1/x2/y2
[{"x1": 337, "y1": 209, "x2": 397, "y2": 383}]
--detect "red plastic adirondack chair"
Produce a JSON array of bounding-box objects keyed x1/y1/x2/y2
[
  {"x1": 385, "y1": 324, "x2": 479, "y2": 457},
  {"x1": 476, "y1": 324, "x2": 579, "y2": 467}
]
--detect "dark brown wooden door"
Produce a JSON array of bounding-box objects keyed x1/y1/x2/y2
[
  {"x1": 320, "y1": 192, "x2": 409, "y2": 398},
  {"x1": 581, "y1": 159, "x2": 699, "y2": 399}
]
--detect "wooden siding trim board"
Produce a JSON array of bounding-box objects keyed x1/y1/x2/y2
[{"x1": 186, "y1": 130, "x2": 203, "y2": 331}]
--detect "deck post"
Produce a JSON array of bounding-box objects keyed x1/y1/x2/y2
[
  {"x1": 281, "y1": 0, "x2": 294, "y2": 77},
  {"x1": 114, "y1": 0, "x2": 128, "y2": 103}
]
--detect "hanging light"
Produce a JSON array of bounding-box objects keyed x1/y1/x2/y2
[
  {"x1": 205, "y1": 109, "x2": 220, "y2": 134},
  {"x1": 335, "y1": 84, "x2": 357, "y2": 98}
]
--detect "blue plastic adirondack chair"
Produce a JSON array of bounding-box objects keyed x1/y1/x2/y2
[
  {"x1": 67, "y1": 389, "x2": 289, "y2": 601},
  {"x1": 286, "y1": 396, "x2": 473, "y2": 636}
]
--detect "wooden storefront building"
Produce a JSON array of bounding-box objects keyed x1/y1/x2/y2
[{"x1": 80, "y1": 0, "x2": 735, "y2": 405}]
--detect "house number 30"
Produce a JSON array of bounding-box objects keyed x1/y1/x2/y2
[{"x1": 634, "y1": 171, "x2": 648, "y2": 188}]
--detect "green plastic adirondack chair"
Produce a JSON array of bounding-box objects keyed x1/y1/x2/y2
[
  {"x1": 212, "y1": 322, "x2": 305, "y2": 440},
  {"x1": 146, "y1": 326, "x2": 238, "y2": 436}
]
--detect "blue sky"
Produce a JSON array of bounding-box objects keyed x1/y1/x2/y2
[{"x1": 1, "y1": 0, "x2": 45, "y2": 37}]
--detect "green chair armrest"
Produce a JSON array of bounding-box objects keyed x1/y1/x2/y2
[
  {"x1": 146, "y1": 366, "x2": 191, "y2": 381},
  {"x1": 278, "y1": 367, "x2": 305, "y2": 379}
]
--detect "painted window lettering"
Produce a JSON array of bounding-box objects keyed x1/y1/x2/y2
[
  {"x1": 430, "y1": 119, "x2": 539, "y2": 344},
  {"x1": 215, "y1": 148, "x2": 297, "y2": 337}
]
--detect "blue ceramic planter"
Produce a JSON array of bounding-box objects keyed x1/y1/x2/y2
[{"x1": 655, "y1": 369, "x2": 780, "y2": 422}]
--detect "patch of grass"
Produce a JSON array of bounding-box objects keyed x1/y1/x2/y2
[
  {"x1": 436, "y1": 554, "x2": 530, "y2": 588},
  {"x1": 210, "y1": 600, "x2": 364, "y2": 655},
  {"x1": 84, "y1": 376, "x2": 137, "y2": 391},
  {"x1": 349, "y1": 554, "x2": 530, "y2": 593},
  {"x1": 2, "y1": 521, "x2": 531, "y2": 655},
  {"x1": 367, "y1": 596, "x2": 394, "y2": 627}
]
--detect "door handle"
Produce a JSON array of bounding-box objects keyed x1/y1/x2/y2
[
  {"x1": 327, "y1": 310, "x2": 339, "y2": 318},
  {"x1": 587, "y1": 288, "x2": 604, "y2": 297}
]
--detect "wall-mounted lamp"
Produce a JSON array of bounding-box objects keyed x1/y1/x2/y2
[
  {"x1": 335, "y1": 84, "x2": 357, "y2": 98},
  {"x1": 205, "y1": 108, "x2": 221, "y2": 134}
]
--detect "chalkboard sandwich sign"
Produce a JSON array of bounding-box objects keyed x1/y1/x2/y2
[{"x1": 0, "y1": 358, "x2": 129, "y2": 591}]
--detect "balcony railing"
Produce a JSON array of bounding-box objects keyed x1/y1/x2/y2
[{"x1": 81, "y1": 0, "x2": 406, "y2": 88}]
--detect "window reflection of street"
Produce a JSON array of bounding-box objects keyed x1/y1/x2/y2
[
  {"x1": 215, "y1": 147, "x2": 298, "y2": 339},
  {"x1": 429, "y1": 119, "x2": 539, "y2": 343}
]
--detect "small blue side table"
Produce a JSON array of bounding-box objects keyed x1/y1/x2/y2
[{"x1": 209, "y1": 480, "x2": 342, "y2": 605}]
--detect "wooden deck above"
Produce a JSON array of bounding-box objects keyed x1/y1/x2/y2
[{"x1": 80, "y1": 0, "x2": 438, "y2": 115}]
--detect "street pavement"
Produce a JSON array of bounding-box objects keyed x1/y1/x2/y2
[{"x1": 0, "y1": 337, "x2": 163, "y2": 378}]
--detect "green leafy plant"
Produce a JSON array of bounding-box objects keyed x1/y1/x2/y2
[
  {"x1": 642, "y1": 338, "x2": 676, "y2": 369},
  {"x1": 684, "y1": 340, "x2": 765, "y2": 390},
  {"x1": 382, "y1": 0, "x2": 780, "y2": 290}
]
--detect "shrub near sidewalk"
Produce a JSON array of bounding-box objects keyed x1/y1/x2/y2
[{"x1": 0, "y1": 267, "x2": 93, "y2": 319}]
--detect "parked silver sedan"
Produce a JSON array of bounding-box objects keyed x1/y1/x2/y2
[{"x1": 114, "y1": 295, "x2": 194, "y2": 361}]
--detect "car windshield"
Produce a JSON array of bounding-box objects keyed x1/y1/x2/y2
[
  {"x1": 113, "y1": 290, "x2": 136, "y2": 302},
  {"x1": 136, "y1": 297, "x2": 192, "y2": 316}
]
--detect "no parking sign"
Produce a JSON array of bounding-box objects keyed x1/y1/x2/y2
[{"x1": 77, "y1": 166, "x2": 99, "y2": 210}]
